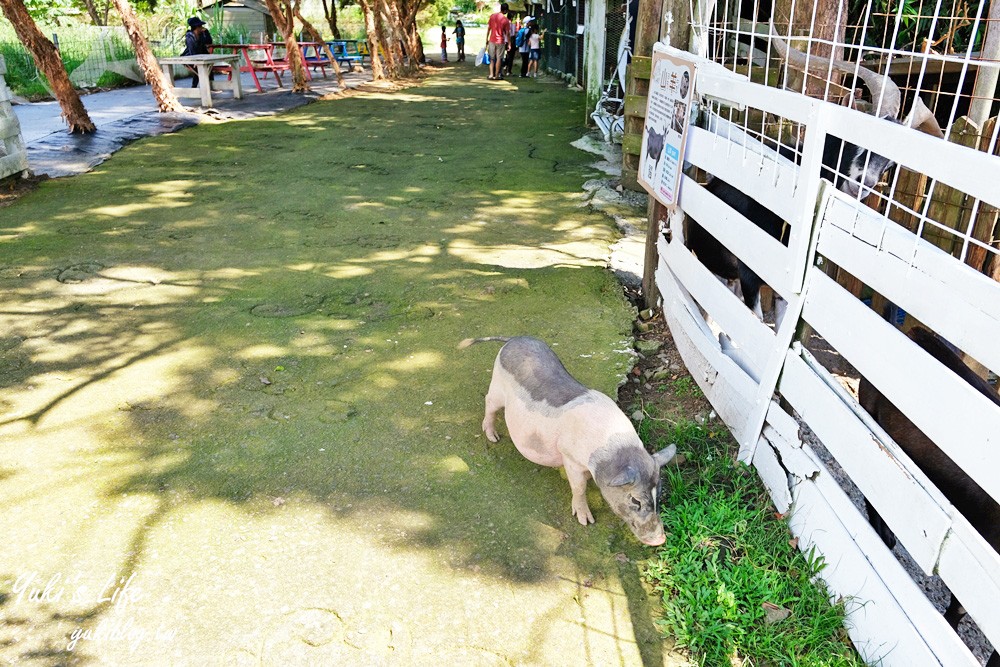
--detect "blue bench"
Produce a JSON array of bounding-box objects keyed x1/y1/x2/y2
[{"x1": 326, "y1": 40, "x2": 365, "y2": 68}]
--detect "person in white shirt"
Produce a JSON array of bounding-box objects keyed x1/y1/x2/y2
[
  {"x1": 527, "y1": 24, "x2": 542, "y2": 77},
  {"x1": 517, "y1": 17, "x2": 533, "y2": 77}
]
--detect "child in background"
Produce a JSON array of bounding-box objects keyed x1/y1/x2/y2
[
  {"x1": 440, "y1": 26, "x2": 449, "y2": 62},
  {"x1": 453, "y1": 20, "x2": 466, "y2": 61},
  {"x1": 527, "y1": 24, "x2": 541, "y2": 77}
]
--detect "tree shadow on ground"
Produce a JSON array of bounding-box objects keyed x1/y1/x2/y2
[{"x1": 0, "y1": 68, "x2": 665, "y2": 665}]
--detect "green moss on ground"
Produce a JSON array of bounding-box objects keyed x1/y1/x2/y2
[{"x1": 0, "y1": 67, "x2": 679, "y2": 664}]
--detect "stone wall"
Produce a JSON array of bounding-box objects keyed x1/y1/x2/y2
[{"x1": 0, "y1": 56, "x2": 29, "y2": 179}]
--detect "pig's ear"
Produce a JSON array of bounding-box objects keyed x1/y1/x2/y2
[
  {"x1": 606, "y1": 465, "x2": 639, "y2": 487},
  {"x1": 652, "y1": 445, "x2": 677, "y2": 468}
]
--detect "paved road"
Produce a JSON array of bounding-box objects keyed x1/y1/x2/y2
[{"x1": 12, "y1": 69, "x2": 364, "y2": 178}]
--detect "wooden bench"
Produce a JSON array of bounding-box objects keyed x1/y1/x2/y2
[
  {"x1": 298, "y1": 42, "x2": 332, "y2": 78},
  {"x1": 327, "y1": 40, "x2": 365, "y2": 69},
  {"x1": 157, "y1": 53, "x2": 243, "y2": 107},
  {"x1": 212, "y1": 43, "x2": 294, "y2": 93}
]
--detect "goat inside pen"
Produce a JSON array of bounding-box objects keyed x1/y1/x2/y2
[{"x1": 652, "y1": 1, "x2": 1000, "y2": 663}]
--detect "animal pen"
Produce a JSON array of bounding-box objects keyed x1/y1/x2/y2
[{"x1": 639, "y1": 0, "x2": 1000, "y2": 664}]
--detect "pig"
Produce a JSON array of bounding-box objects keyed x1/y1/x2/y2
[{"x1": 460, "y1": 335, "x2": 676, "y2": 546}]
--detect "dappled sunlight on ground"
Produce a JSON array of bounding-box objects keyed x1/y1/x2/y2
[
  {"x1": 447, "y1": 238, "x2": 607, "y2": 270},
  {"x1": 0, "y1": 65, "x2": 676, "y2": 665}
]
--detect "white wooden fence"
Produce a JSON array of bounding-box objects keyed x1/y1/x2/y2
[
  {"x1": 0, "y1": 56, "x2": 29, "y2": 180},
  {"x1": 652, "y1": 42, "x2": 1000, "y2": 665}
]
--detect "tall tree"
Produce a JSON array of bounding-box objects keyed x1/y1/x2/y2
[
  {"x1": 398, "y1": 0, "x2": 425, "y2": 66},
  {"x1": 293, "y1": 7, "x2": 345, "y2": 87},
  {"x1": 320, "y1": 0, "x2": 341, "y2": 39},
  {"x1": 77, "y1": 0, "x2": 112, "y2": 25},
  {"x1": 0, "y1": 0, "x2": 96, "y2": 133},
  {"x1": 110, "y1": 0, "x2": 183, "y2": 112},
  {"x1": 375, "y1": 0, "x2": 403, "y2": 76},
  {"x1": 357, "y1": 0, "x2": 385, "y2": 80},
  {"x1": 263, "y1": 0, "x2": 310, "y2": 92}
]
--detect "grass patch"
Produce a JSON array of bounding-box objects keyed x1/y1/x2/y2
[
  {"x1": 0, "y1": 24, "x2": 173, "y2": 98},
  {"x1": 670, "y1": 376, "x2": 702, "y2": 398},
  {"x1": 640, "y1": 418, "x2": 863, "y2": 666}
]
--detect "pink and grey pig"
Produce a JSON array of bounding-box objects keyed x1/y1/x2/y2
[{"x1": 460, "y1": 336, "x2": 676, "y2": 546}]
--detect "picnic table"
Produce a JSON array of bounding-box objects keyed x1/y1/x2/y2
[
  {"x1": 212, "y1": 43, "x2": 289, "y2": 93},
  {"x1": 327, "y1": 40, "x2": 366, "y2": 68},
  {"x1": 298, "y1": 42, "x2": 333, "y2": 77},
  {"x1": 212, "y1": 43, "x2": 331, "y2": 93},
  {"x1": 156, "y1": 53, "x2": 243, "y2": 108}
]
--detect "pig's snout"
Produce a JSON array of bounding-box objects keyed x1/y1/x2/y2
[{"x1": 633, "y1": 522, "x2": 666, "y2": 546}]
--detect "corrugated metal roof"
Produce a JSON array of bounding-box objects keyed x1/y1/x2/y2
[{"x1": 198, "y1": 0, "x2": 270, "y2": 13}]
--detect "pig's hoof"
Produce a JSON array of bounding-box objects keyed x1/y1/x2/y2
[
  {"x1": 483, "y1": 424, "x2": 500, "y2": 443},
  {"x1": 573, "y1": 505, "x2": 595, "y2": 525}
]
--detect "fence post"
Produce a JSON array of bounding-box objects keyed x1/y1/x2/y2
[
  {"x1": 621, "y1": 0, "x2": 664, "y2": 190},
  {"x1": 584, "y1": 0, "x2": 607, "y2": 121},
  {"x1": 969, "y1": 1, "x2": 1000, "y2": 127}
]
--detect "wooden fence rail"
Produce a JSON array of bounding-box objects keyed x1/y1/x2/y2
[{"x1": 650, "y1": 42, "x2": 1000, "y2": 666}]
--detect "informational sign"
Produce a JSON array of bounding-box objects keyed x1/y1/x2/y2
[{"x1": 637, "y1": 50, "x2": 696, "y2": 210}]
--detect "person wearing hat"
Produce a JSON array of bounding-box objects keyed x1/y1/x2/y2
[
  {"x1": 516, "y1": 17, "x2": 533, "y2": 78},
  {"x1": 181, "y1": 16, "x2": 213, "y2": 88}
]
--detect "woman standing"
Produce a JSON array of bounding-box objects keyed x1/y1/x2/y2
[{"x1": 453, "y1": 20, "x2": 466, "y2": 62}]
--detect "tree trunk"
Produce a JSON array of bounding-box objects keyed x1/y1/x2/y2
[
  {"x1": 404, "y1": 22, "x2": 423, "y2": 66},
  {"x1": 263, "y1": 0, "x2": 310, "y2": 92},
  {"x1": 628, "y1": 0, "x2": 665, "y2": 304},
  {"x1": 387, "y1": 0, "x2": 417, "y2": 71},
  {"x1": 81, "y1": 0, "x2": 104, "y2": 25},
  {"x1": 0, "y1": 0, "x2": 95, "y2": 133},
  {"x1": 773, "y1": 0, "x2": 846, "y2": 97},
  {"x1": 110, "y1": 0, "x2": 184, "y2": 113},
  {"x1": 357, "y1": 0, "x2": 385, "y2": 80},
  {"x1": 399, "y1": 0, "x2": 425, "y2": 66},
  {"x1": 376, "y1": 0, "x2": 404, "y2": 76},
  {"x1": 321, "y1": 0, "x2": 342, "y2": 40},
  {"x1": 372, "y1": 0, "x2": 400, "y2": 78},
  {"x1": 294, "y1": 7, "x2": 345, "y2": 86}
]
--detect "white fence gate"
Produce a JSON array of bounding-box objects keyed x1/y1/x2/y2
[
  {"x1": 0, "y1": 56, "x2": 29, "y2": 180},
  {"x1": 652, "y1": 40, "x2": 1000, "y2": 665}
]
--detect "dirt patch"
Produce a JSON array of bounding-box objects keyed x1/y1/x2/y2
[
  {"x1": 617, "y1": 297, "x2": 719, "y2": 432},
  {"x1": 0, "y1": 173, "x2": 44, "y2": 208}
]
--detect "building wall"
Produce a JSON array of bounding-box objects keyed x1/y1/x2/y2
[{"x1": 222, "y1": 8, "x2": 269, "y2": 37}]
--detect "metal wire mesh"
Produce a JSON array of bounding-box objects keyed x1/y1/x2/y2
[
  {"x1": 605, "y1": 1, "x2": 628, "y2": 82},
  {"x1": 542, "y1": 0, "x2": 582, "y2": 79},
  {"x1": 0, "y1": 27, "x2": 184, "y2": 96},
  {"x1": 690, "y1": 0, "x2": 1000, "y2": 283},
  {"x1": 684, "y1": 6, "x2": 1000, "y2": 661}
]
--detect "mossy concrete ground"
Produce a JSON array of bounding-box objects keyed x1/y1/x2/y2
[{"x1": 0, "y1": 65, "x2": 686, "y2": 664}]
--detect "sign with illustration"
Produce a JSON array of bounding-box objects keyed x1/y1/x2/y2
[{"x1": 637, "y1": 49, "x2": 696, "y2": 210}]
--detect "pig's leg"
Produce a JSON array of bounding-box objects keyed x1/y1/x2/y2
[
  {"x1": 565, "y1": 464, "x2": 595, "y2": 525},
  {"x1": 482, "y1": 388, "x2": 503, "y2": 443}
]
